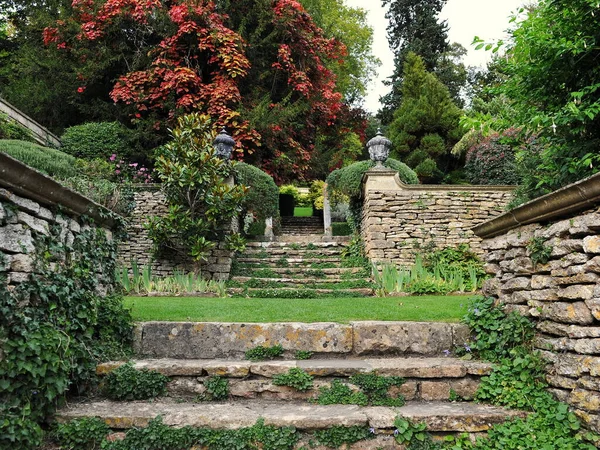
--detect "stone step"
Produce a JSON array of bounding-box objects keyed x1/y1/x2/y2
[
  {"x1": 231, "y1": 268, "x2": 369, "y2": 280},
  {"x1": 237, "y1": 257, "x2": 344, "y2": 265},
  {"x1": 229, "y1": 277, "x2": 373, "y2": 288},
  {"x1": 97, "y1": 357, "x2": 491, "y2": 402},
  {"x1": 133, "y1": 321, "x2": 470, "y2": 359},
  {"x1": 274, "y1": 235, "x2": 350, "y2": 243},
  {"x1": 281, "y1": 217, "x2": 323, "y2": 224},
  {"x1": 227, "y1": 287, "x2": 374, "y2": 297},
  {"x1": 246, "y1": 241, "x2": 347, "y2": 249},
  {"x1": 248, "y1": 267, "x2": 366, "y2": 275},
  {"x1": 241, "y1": 248, "x2": 344, "y2": 257},
  {"x1": 55, "y1": 399, "x2": 525, "y2": 435}
]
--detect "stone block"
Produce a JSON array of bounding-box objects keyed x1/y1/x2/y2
[
  {"x1": 558, "y1": 285, "x2": 595, "y2": 301},
  {"x1": 449, "y1": 378, "x2": 480, "y2": 400},
  {"x1": 584, "y1": 236, "x2": 600, "y2": 254},
  {"x1": 529, "y1": 301, "x2": 594, "y2": 325},
  {"x1": 0, "y1": 189, "x2": 40, "y2": 215},
  {"x1": 501, "y1": 277, "x2": 531, "y2": 292},
  {"x1": 546, "y1": 374, "x2": 578, "y2": 390},
  {"x1": 586, "y1": 299, "x2": 600, "y2": 321},
  {"x1": 537, "y1": 321, "x2": 600, "y2": 338},
  {"x1": 0, "y1": 224, "x2": 34, "y2": 253},
  {"x1": 584, "y1": 256, "x2": 600, "y2": 272},
  {"x1": 555, "y1": 273, "x2": 600, "y2": 285},
  {"x1": 531, "y1": 275, "x2": 555, "y2": 290},
  {"x1": 351, "y1": 321, "x2": 466, "y2": 356},
  {"x1": 10, "y1": 254, "x2": 34, "y2": 272},
  {"x1": 136, "y1": 322, "x2": 353, "y2": 359},
  {"x1": 421, "y1": 381, "x2": 450, "y2": 401},
  {"x1": 569, "y1": 389, "x2": 600, "y2": 412},
  {"x1": 550, "y1": 239, "x2": 583, "y2": 256},
  {"x1": 37, "y1": 207, "x2": 54, "y2": 221},
  {"x1": 9, "y1": 272, "x2": 30, "y2": 283}
]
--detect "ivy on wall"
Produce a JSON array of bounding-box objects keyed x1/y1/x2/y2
[{"x1": 0, "y1": 215, "x2": 133, "y2": 449}]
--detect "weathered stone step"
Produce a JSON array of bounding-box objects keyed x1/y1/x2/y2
[
  {"x1": 232, "y1": 269, "x2": 368, "y2": 281},
  {"x1": 97, "y1": 357, "x2": 491, "y2": 402},
  {"x1": 246, "y1": 241, "x2": 347, "y2": 248},
  {"x1": 227, "y1": 287, "x2": 374, "y2": 297},
  {"x1": 274, "y1": 234, "x2": 350, "y2": 243},
  {"x1": 242, "y1": 248, "x2": 343, "y2": 257},
  {"x1": 229, "y1": 276, "x2": 373, "y2": 287},
  {"x1": 134, "y1": 321, "x2": 470, "y2": 359},
  {"x1": 237, "y1": 257, "x2": 343, "y2": 265},
  {"x1": 252, "y1": 267, "x2": 365, "y2": 275},
  {"x1": 55, "y1": 399, "x2": 524, "y2": 435}
]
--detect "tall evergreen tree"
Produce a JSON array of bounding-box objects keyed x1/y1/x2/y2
[
  {"x1": 387, "y1": 52, "x2": 462, "y2": 182},
  {"x1": 379, "y1": 0, "x2": 450, "y2": 124}
]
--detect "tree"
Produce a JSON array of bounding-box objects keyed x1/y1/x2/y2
[
  {"x1": 474, "y1": 0, "x2": 600, "y2": 204},
  {"x1": 379, "y1": 0, "x2": 450, "y2": 124},
  {"x1": 387, "y1": 53, "x2": 462, "y2": 182}
]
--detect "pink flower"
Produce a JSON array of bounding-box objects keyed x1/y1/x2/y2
[
  {"x1": 115, "y1": 169, "x2": 121, "y2": 174},
  {"x1": 129, "y1": 163, "x2": 138, "y2": 167},
  {"x1": 109, "y1": 154, "x2": 117, "y2": 161}
]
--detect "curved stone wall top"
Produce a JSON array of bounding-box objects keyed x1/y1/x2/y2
[
  {"x1": 473, "y1": 172, "x2": 600, "y2": 239},
  {"x1": 0, "y1": 152, "x2": 117, "y2": 227}
]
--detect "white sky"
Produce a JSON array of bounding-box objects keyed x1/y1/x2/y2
[{"x1": 344, "y1": 0, "x2": 526, "y2": 113}]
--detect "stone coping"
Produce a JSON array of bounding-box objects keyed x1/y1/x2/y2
[
  {"x1": 0, "y1": 152, "x2": 119, "y2": 227},
  {"x1": 473, "y1": 171, "x2": 600, "y2": 239},
  {"x1": 0, "y1": 97, "x2": 61, "y2": 147},
  {"x1": 362, "y1": 168, "x2": 515, "y2": 195}
]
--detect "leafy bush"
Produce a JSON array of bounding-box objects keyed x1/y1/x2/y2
[
  {"x1": 0, "y1": 139, "x2": 77, "y2": 178},
  {"x1": 60, "y1": 121, "x2": 136, "y2": 160},
  {"x1": 279, "y1": 184, "x2": 300, "y2": 202},
  {"x1": 464, "y1": 129, "x2": 520, "y2": 185},
  {"x1": 234, "y1": 163, "x2": 279, "y2": 235},
  {"x1": 53, "y1": 417, "x2": 109, "y2": 450},
  {"x1": 327, "y1": 158, "x2": 418, "y2": 229},
  {"x1": 316, "y1": 373, "x2": 405, "y2": 406},
  {"x1": 313, "y1": 425, "x2": 374, "y2": 448},
  {"x1": 203, "y1": 376, "x2": 229, "y2": 400},
  {"x1": 272, "y1": 368, "x2": 314, "y2": 391},
  {"x1": 244, "y1": 344, "x2": 284, "y2": 361},
  {"x1": 103, "y1": 363, "x2": 169, "y2": 401},
  {"x1": 308, "y1": 180, "x2": 325, "y2": 210},
  {"x1": 327, "y1": 158, "x2": 418, "y2": 199},
  {"x1": 332, "y1": 222, "x2": 351, "y2": 236},
  {"x1": 147, "y1": 113, "x2": 247, "y2": 265},
  {"x1": 0, "y1": 113, "x2": 35, "y2": 142}
]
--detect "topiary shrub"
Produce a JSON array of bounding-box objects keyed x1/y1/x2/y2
[
  {"x1": 60, "y1": 121, "x2": 136, "y2": 160},
  {"x1": 234, "y1": 162, "x2": 279, "y2": 236},
  {"x1": 464, "y1": 129, "x2": 520, "y2": 185},
  {"x1": 0, "y1": 139, "x2": 77, "y2": 179},
  {"x1": 326, "y1": 158, "x2": 418, "y2": 230}
]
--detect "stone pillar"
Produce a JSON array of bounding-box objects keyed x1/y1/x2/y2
[
  {"x1": 264, "y1": 217, "x2": 275, "y2": 241},
  {"x1": 323, "y1": 184, "x2": 332, "y2": 237}
]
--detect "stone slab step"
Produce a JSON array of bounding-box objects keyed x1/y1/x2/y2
[
  {"x1": 247, "y1": 241, "x2": 347, "y2": 248},
  {"x1": 242, "y1": 248, "x2": 343, "y2": 256},
  {"x1": 254, "y1": 267, "x2": 365, "y2": 275},
  {"x1": 230, "y1": 276, "x2": 371, "y2": 285},
  {"x1": 227, "y1": 287, "x2": 374, "y2": 297},
  {"x1": 237, "y1": 257, "x2": 343, "y2": 264},
  {"x1": 274, "y1": 235, "x2": 350, "y2": 243},
  {"x1": 97, "y1": 358, "x2": 491, "y2": 402},
  {"x1": 133, "y1": 321, "x2": 470, "y2": 359},
  {"x1": 55, "y1": 399, "x2": 525, "y2": 433},
  {"x1": 97, "y1": 357, "x2": 492, "y2": 378}
]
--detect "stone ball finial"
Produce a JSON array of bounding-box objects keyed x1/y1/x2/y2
[
  {"x1": 367, "y1": 128, "x2": 392, "y2": 168},
  {"x1": 213, "y1": 127, "x2": 235, "y2": 160}
]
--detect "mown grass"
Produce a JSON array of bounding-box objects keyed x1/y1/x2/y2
[
  {"x1": 293, "y1": 206, "x2": 313, "y2": 217},
  {"x1": 123, "y1": 295, "x2": 473, "y2": 323}
]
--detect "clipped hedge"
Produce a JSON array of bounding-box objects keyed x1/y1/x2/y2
[
  {"x1": 234, "y1": 162, "x2": 279, "y2": 224},
  {"x1": 326, "y1": 158, "x2": 418, "y2": 199},
  {"x1": 0, "y1": 139, "x2": 77, "y2": 179},
  {"x1": 60, "y1": 121, "x2": 135, "y2": 160}
]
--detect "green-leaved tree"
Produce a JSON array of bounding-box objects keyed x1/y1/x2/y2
[{"x1": 388, "y1": 53, "x2": 463, "y2": 183}]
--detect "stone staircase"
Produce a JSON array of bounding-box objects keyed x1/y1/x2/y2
[
  {"x1": 228, "y1": 239, "x2": 375, "y2": 297},
  {"x1": 280, "y1": 216, "x2": 324, "y2": 235},
  {"x1": 54, "y1": 321, "x2": 524, "y2": 448}
]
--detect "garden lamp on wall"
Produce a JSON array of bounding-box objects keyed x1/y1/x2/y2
[
  {"x1": 367, "y1": 128, "x2": 391, "y2": 169},
  {"x1": 213, "y1": 127, "x2": 235, "y2": 160}
]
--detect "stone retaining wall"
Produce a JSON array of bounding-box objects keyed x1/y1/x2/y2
[
  {"x1": 134, "y1": 321, "x2": 470, "y2": 359},
  {"x1": 0, "y1": 153, "x2": 114, "y2": 289},
  {"x1": 473, "y1": 172, "x2": 600, "y2": 433},
  {"x1": 361, "y1": 170, "x2": 514, "y2": 266},
  {"x1": 118, "y1": 186, "x2": 233, "y2": 280}
]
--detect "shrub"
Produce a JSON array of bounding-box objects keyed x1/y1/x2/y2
[
  {"x1": 234, "y1": 162, "x2": 279, "y2": 235},
  {"x1": 244, "y1": 344, "x2": 284, "y2": 361},
  {"x1": 0, "y1": 139, "x2": 77, "y2": 179},
  {"x1": 0, "y1": 113, "x2": 35, "y2": 142},
  {"x1": 103, "y1": 363, "x2": 169, "y2": 401},
  {"x1": 53, "y1": 418, "x2": 109, "y2": 450},
  {"x1": 464, "y1": 129, "x2": 520, "y2": 185},
  {"x1": 273, "y1": 368, "x2": 314, "y2": 391},
  {"x1": 60, "y1": 121, "x2": 136, "y2": 160},
  {"x1": 332, "y1": 222, "x2": 351, "y2": 236}
]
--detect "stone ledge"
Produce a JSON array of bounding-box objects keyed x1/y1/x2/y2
[{"x1": 134, "y1": 321, "x2": 470, "y2": 359}]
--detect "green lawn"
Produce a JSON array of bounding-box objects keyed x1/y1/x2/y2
[
  {"x1": 294, "y1": 206, "x2": 313, "y2": 217},
  {"x1": 123, "y1": 295, "x2": 474, "y2": 323}
]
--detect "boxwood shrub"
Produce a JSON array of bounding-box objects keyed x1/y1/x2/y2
[{"x1": 60, "y1": 121, "x2": 136, "y2": 160}]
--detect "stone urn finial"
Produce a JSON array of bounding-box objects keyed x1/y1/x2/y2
[
  {"x1": 213, "y1": 127, "x2": 235, "y2": 160},
  {"x1": 367, "y1": 128, "x2": 391, "y2": 169}
]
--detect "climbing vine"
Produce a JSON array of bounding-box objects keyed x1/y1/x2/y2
[{"x1": 0, "y1": 216, "x2": 132, "y2": 449}]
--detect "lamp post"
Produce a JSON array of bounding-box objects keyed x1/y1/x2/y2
[
  {"x1": 213, "y1": 127, "x2": 235, "y2": 160},
  {"x1": 367, "y1": 128, "x2": 392, "y2": 169}
]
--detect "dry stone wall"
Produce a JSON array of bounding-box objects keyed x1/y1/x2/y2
[
  {"x1": 361, "y1": 170, "x2": 513, "y2": 266},
  {"x1": 474, "y1": 172, "x2": 600, "y2": 433},
  {"x1": 0, "y1": 176, "x2": 113, "y2": 291},
  {"x1": 118, "y1": 186, "x2": 233, "y2": 280}
]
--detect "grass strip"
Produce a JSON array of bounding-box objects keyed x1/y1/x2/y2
[{"x1": 123, "y1": 295, "x2": 471, "y2": 323}]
